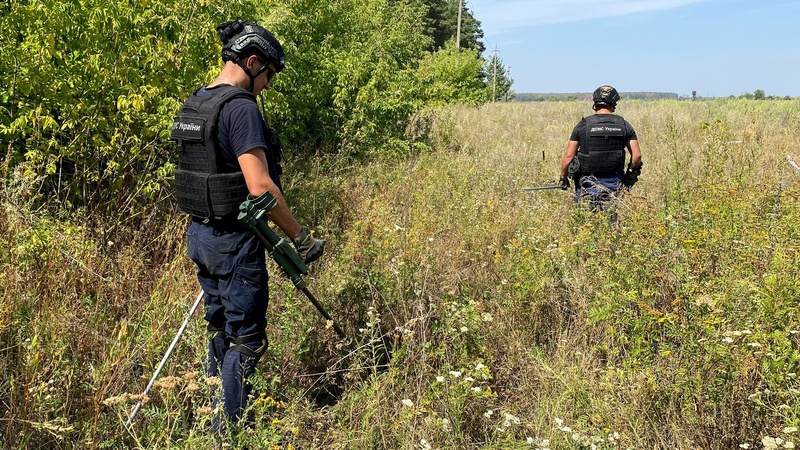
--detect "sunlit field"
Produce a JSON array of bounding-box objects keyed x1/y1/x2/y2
[{"x1": 2, "y1": 98, "x2": 800, "y2": 449}]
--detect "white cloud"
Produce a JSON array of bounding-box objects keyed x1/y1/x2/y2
[{"x1": 474, "y1": 0, "x2": 710, "y2": 34}]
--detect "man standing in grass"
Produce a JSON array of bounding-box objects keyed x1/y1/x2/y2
[
  {"x1": 558, "y1": 85, "x2": 642, "y2": 213},
  {"x1": 170, "y1": 19, "x2": 325, "y2": 432}
]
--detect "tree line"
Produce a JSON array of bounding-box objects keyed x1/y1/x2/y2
[{"x1": 0, "y1": 0, "x2": 500, "y2": 220}]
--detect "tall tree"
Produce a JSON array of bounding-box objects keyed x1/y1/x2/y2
[
  {"x1": 422, "y1": 0, "x2": 484, "y2": 53},
  {"x1": 485, "y1": 52, "x2": 514, "y2": 101}
]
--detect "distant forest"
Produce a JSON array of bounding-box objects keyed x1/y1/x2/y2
[
  {"x1": 515, "y1": 92, "x2": 680, "y2": 102},
  {"x1": 515, "y1": 90, "x2": 795, "y2": 101}
]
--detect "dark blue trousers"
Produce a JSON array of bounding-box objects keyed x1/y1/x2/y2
[
  {"x1": 187, "y1": 221, "x2": 268, "y2": 426},
  {"x1": 573, "y1": 174, "x2": 624, "y2": 212}
]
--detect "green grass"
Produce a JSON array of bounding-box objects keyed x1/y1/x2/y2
[{"x1": 2, "y1": 98, "x2": 800, "y2": 449}]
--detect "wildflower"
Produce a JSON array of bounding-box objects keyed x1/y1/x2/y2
[
  {"x1": 763, "y1": 436, "x2": 779, "y2": 449},
  {"x1": 475, "y1": 363, "x2": 485, "y2": 371},
  {"x1": 205, "y1": 376, "x2": 222, "y2": 387},
  {"x1": 460, "y1": 326, "x2": 468, "y2": 332},
  {"x1": 465, "y1": 377, "x2": 475, "y2": 382},
  {"x1": 402, "y1": 399, "x2": 414, "y2": 407},
  {"x1": 102, "y1": 394, "x2": 130, "y2": 407},
  {"x1": 419, "y1": 438, "x2": 432, "y2": 450},
  {"x1": 435, "y1": 376, "x2": 444, "y2": 383},
  {"x1": 185, "y1": 382, "x2": 200, "y2": 394},
  {"x1": 154, "y1": 376, "x2": 181, "y2": 390},
  {"x1": 722, "y1": 337, "x2": 735, "y2": 344},
  {"x1": 554, "y1": 417, "x2": 563, "y2": 427},
  {"x1": 181, "y1": 371, "x2": 198, "y2": 381},
  {"x1": 503, "y1": 413, "x2": 521, "y2": 427},
  {"x1": 441, "y1": 418, "x2": 452, "y2": 432},
  {"x1": 747, "y1": 342, "x2": 762, "y2": 348},
  {"x1": 784, "y1": 442, "x2": 795, "y2": 449},
  {"x1": 481, "y1": 313, "x2": 493, "y2": 322},
  {"x1": 483, "y1": 410, "x2": 494, "y2": 418},
  {"x1": 560, "y1": 426, "x2": 572, "y2": 433},
  {"x1": 197, "y1": 406, "x2": 213, "y2": 415},
  {"x1": 739, "y1": 444, "x2": 751, "y2": 449},
  {"x1": 129, "y1": 394, "x2": 150, "y2": 404},
  {"x1": 784, "y1": 427, "x2": 799, "y2": 434},
  {"x1": 449, "y1": 371, "x2": 462, "y2": 378}
]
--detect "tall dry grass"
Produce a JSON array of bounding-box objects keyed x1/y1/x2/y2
[{"x1": 2, "y1": 98, "x2": 800, "y2": 449}]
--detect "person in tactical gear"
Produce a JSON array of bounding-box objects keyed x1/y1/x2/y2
[
  {"x1": 558, "y1": 85, "x2": 642, "y2": 212},
  {"x1": 170, "y1": 19, "x2": 325, "y2": 431}
]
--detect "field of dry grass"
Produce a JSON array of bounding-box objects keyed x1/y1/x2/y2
[{"x1": 3, "y1": 98, "x2": 800, "y2": 449}]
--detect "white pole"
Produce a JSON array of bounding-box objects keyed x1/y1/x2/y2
[
  {"x1": 456, "y1": 0, "x2": 463, "y2": 51},
  {"x1": 125, "y1": 289, "x2": 204, "y2": 428}
]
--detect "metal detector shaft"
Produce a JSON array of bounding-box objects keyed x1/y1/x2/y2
[
  {"x1": 125, "y1": 289, "x2": 204, "y2": 428},
  {"x1": 238, "y1": 192, "x2": 349, "y2": 342},
  {"x1": 523, "y1": 185, "x2": 563, "y2": 191},
  {"x1": 297, "y1": 285, "x2": 347, "y2": 339}
]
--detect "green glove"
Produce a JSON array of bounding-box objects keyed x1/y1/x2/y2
[{"x1": 292, "y1": 228, "x2": 325, "y2": 264}]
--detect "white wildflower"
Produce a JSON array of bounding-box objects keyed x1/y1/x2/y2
[
  {"x1": 435, "y1": 376, "x2": 445, "y2": 383},
  {"x1": 503, "y1": 413, "x2": 521, "y2": 427},
  {"x1": 784, "y1": 427, "x2": 799, "y2": 434},
  {"x1": 401, "y1": 399, "x2": 414, "y2": 407},
  {"x1": 449, "y1": 371, "x2": 462, "y2": 378}
]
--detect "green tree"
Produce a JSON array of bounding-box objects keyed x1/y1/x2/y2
[
  {"x1": 753, "y1": 89, "x2": 766, "y2": 100},
  {"x1": 0, "y1": 0, "x2": 251, "y2": 216},
  {"x1": 484, "y1": 53, "x2": 513, "y2": 101},
  {"x1": 414, "y1": 41, "x2": 489, "y2": 106},
  {"x1": 1, "y1": 0, "x2": 490, "y2": 214},
  {"x1": 422, "y1": 0, "x2": 484, "y2": 53}
]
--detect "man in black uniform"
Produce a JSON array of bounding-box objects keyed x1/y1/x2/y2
[
  {"x1": 559, "y1": 85, "x2": 642, "y2": 212},
  {"x1": 170, "y1": 19, "x2": 325, "y2": 429}
]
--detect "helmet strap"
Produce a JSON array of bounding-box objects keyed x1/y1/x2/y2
[{"x1": 237, "y1": 57, "x2": 269, "y2": 93}]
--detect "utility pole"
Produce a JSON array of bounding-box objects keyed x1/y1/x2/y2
[
  {"x1": 456, "y1": 0, "x2": 463, "y2": 51},
  {"x1": 493, "y1": 46, "x2": 498, "y2": 100}
]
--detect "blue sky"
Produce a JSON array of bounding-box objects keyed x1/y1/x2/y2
[{"x1": 469, "y1": 0, "x2": 800, "y2": 97}]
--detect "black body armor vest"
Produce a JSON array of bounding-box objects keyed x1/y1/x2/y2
[
  {"x1": 171, "y1": 85, "x2": 283, "y2": 219},
  {"x1": 576, "y1": 114, "x2": 628, "y2": 176}
]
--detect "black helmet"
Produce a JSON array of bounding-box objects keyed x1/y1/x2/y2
[
  {"x1": 592, "y1": 85, "x2": 620, "y2": 107},
  {"x1": 217, "y1": 19, "x2": 285, "y2": 72}
]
